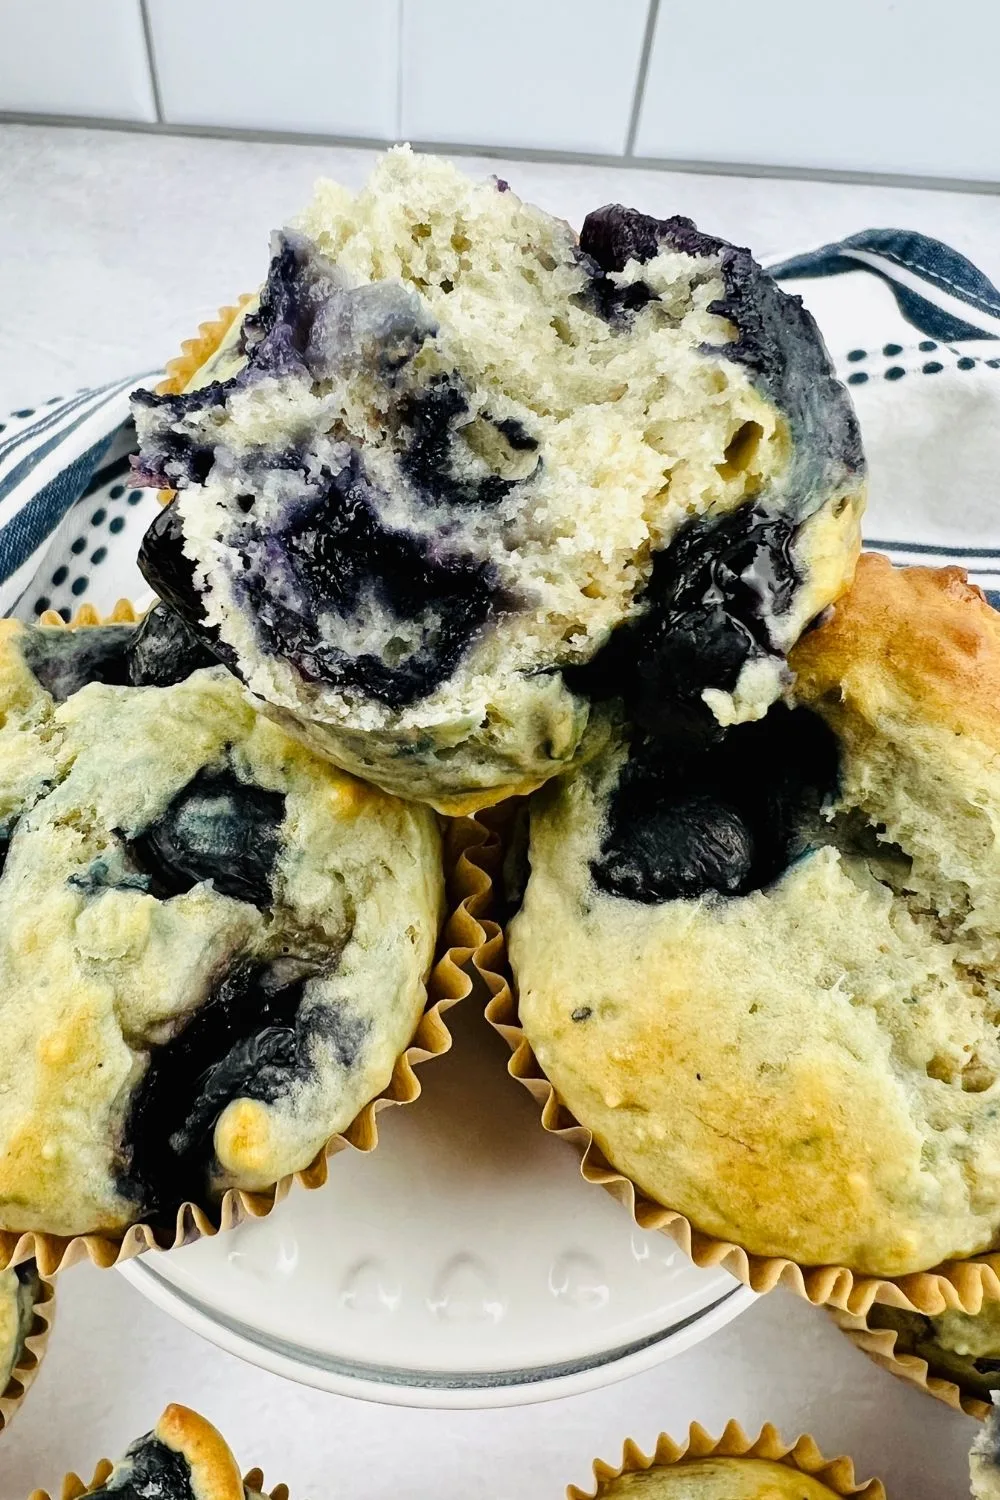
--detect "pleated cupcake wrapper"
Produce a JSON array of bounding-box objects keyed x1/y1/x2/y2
[
  {"x1": 28, "y1": 1463, "x2": 287, "y2": 1500},
  {"x1": 0, "y1": 1273, "x2": 55, "y2": 1437},
  {"x1": 830, "y1": 1304, "x2": 993, "y2": 1422},
  {"x1": 460, "y1": 813, "x2": 1000, "y2": 1318},
  {"x1": 0, "y1": 603, "x2": 471, "y2": 1277},
  {"x1": 568, "y1": 1419, "x2": 884, "y2": 1499}
]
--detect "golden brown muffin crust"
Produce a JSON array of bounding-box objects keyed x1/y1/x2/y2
[
  {"x1": 154, "y1": 1406, "x2": 245, "y2": 1500},
  {"x1": 598, "y1": 1459, "x2": 841, "y2": 1498},
  {"x1": 512, "y1": 554, "x2": 1000, "y2": 1274},
  {"x1": 791, "y1": 551, "x2": 1000, "y2": 752}
]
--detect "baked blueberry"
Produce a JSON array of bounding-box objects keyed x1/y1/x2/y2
[
  {"x1": 48, "y1": 1406, "x2": 269, "y2": 1500},
  {"x1": 132, "y1": 147, "x2": 864, "y2": 814},
  {"x1": 510, "y1": 556, "x2": 1000, "y2": 1277},
  {"x1": 0, "y1": 620, "x2": 443, "y2": 1237},
  {"x1": 127, "y1": 603, "x2": 220, "y2": 686}
]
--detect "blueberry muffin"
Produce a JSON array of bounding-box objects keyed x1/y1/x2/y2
[
  {"x1": 131, "y1": 146, "x2": 864, "y2": 815},
  {"x1": 592, "y1": 1463, "x2": 844, "y2": 1498},
  {"x1": 863, "y1": 1301, "x2": 1000, "y2": 1404},
  {"x1": 973, "y1": 1406, "x2": 1000, "y2": 1500},
  {"x1": 509, "y1": 554, "x2": 1000, "y2": 1276},
  {"x1": 0, "y1": 609, "x2": 443, "y2": 1239},
  {"x1": 30, "y1": 1405, "x2": 266, "y2": 1500},
  {"x1": 0, "y1": 1264, "x2": 40, "y2": 1395}
]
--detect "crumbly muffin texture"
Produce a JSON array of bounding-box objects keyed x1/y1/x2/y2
[
  {"x1": 0, "y1": 613, "x2": 443, "y2": 1238},
  {"x1": 78, "y1": 1405, "x2": 260, "y2": 1500},
  {"x1": 870, "y1": 1301, "x2": 1000, "y2": 1400},
  {"x1": 972, "y1": 1407, "x2": 1000, "y2": 1500},
  {"x1": 510, "y1": 555, "x2": 1000, "y2": 1275},
  {"x1": 133, "y1": 146, "x2": 863, "y2": 814},
  {"x1": 0, "y1": 1264, "x2": 37, "y2": 1392},
  {"x1": 596, "y1": 1461, "x2": 841, "y2": 1499}
]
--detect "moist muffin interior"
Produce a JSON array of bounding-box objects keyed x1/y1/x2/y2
[
  {"x1": 0, "y1": 612, "x2": 443, "y2": 1237},
  {"x1": 132, "y1": 146, "x2": 863, "y2": 811},
  {"x1": 510, "y1": 556, "x2": 1000, "y2": 1275}
]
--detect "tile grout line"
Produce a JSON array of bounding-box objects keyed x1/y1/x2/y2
[
  {"x1": 394, "y1": 0, "x2": 405, "y2": 143},
  {"x1": 1, "y1": 111, "x2": 998, "y2": 197},
  {"x1": 138, "y1": 0, "x2": 164, "y2": 125},
  {"x1": 625, "y1": 0, "x2": 660, "y2": 158}
]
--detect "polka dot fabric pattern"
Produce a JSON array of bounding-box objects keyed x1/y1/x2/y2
[
  {"x1": 15, "y1": 424, "x2": 161, "y2": 625},
  {"x1": 0, "y1": 376, "x2": 159, "y2": 621}
]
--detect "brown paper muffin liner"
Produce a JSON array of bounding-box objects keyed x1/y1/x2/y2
[
  {"x1": 0, "y1": 605, "x2": 470, "y2": 1277},
  {"x1": 830, "y1": 1303, "x2": 993, "y2": 1422},
  {"x1": 462, "y1": 811, "x2": 1000, "y2": 1317},
  {"x1": 0, "y1": 1271, "x2": 55, "y2": 1437},
  {"x1": 29, "y1": 1463, "x2": 286, "y2": 1500},
  {"x1": 568, "y1": 1419, "x2": 884, "y2": 1498}
]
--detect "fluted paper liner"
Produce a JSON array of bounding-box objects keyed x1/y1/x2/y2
[
  {"x1": 0, "y1": 1272, "x2": 54, "y2": 1436},
  {"x1": 830, "y1": 1302, "x2": 993, "y2": 1422},
  {"x1": 0, "y1": 605, "x2": 470, "y2": 1277},
  {"x1": 568, "y1": 1419, "x2": 884, "y2": 1499},
  {"x1": 463, "y1": 813, "x2": 1000, "y2": 1317},
  {"x1": 29, "y1": 1462, "x2": 286, "y2": 1500},
  {"x1": 149, "y1": 296, "x2": 254, "y2": 507}
]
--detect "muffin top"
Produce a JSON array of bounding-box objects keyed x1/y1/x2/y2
[
  {"x1": 133, "y1": 146, "x2": 863, "y2": 813},
  {"x1": 71, "y1": 1405, "x2": 259, "y2": 1500},
  {"x1": 0, "y1": 611, "x2": 443, "y2": 1239},
  {"x1": 510, "y1": 555, "x2": 1000, "y2": 1275},
  {"x1": 595, "y1": 1460, "x2": 842, "y2": 1499}
]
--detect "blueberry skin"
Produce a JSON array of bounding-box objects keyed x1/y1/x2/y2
[
  {"x1": 570, "y1": 503, "x2": 799, "y2": 750},
  {"x1": 137, "y1": 504, "x2": 243, "y2": 680},
  {"x1": 119, "y1": 956, "x2": 369, "y2": 1223},
  {"x1": 127, "y1": 603, "x2": 220, "y2": 687},
  {"x1": 17, "y1": 608, "x2": 221, "y2": 704},
  {"x1": 592, "y1": 705, "x2": 840, "y2": 903},
  {"x1": 594, "y1": 790, "x2": 753, "y2": 904},
  {"x1": 120, "y1": 960, "x2": 306, "y2": 1221},
  {"x1": 19, "y1": 625, "x2": 134, "y2": 701},
  {"x1": 86, "y1": 1436, "x2": 196, "y2": 1500},
  {"x1": 128, "y1": 766, "x2": 286, "y2": 907}
]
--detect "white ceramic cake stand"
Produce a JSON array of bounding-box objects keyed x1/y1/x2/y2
[
  {"x1": 120, "y1": 1001, "x2": 753, "y2": 1408},
  {"x1": 22, "y1": 427, "x2": 752, "y2": 1408}
]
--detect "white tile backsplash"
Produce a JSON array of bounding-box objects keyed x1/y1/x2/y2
[
  {"x1": 0, "y1": 0, "x2": 155, "y2": 121},
  {"x1": 400, "y1": 0, "x2": 649, "y2": 155},
  {"x1": 635, "y1": 0, "x2": 1000, "y2": 182},
  {"x1": 146, "y1": 0, "x2": 400, "y2": 138},
  {"x1": 2, "y1": 0, "x2": 998, "y2": 185}
]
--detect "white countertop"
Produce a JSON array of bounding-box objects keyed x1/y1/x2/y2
[{"x1": 1, "y1": 122, "x2": 998, "y2": 1500}]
